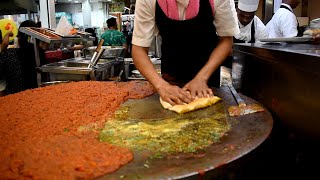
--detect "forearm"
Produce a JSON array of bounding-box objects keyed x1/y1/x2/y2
[
  {"x1": 132, "y1": 45, "x2": 168, "y2": 90},
  {"x1": 0, "y1": 35, "x2": 10, "y2": 52},
  {"x1": 194, "y1": 36, "x2": 233, "y2": 82},
  {"x1": 68, "y1": 44, "x2": 84, "y2": 50},
  {"x1": 123, "y1": 43, "x2": 128, "y2": 51},
  {"x1": 0, "y1": 43, "x2": 6, "y2": 53}
]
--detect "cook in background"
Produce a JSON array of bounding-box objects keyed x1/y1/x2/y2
[
  {"x1": 126, "y1": 26, "x2": 134, "y2": 58},
  {"x1": 266, "y1": 0, "x2": 302, "y2": 38},
  {"x1": 17, "y1": 20, "x2": 48, "y2": 89},
  {"x1": 2, "y1": 20, "x2": 49, "y2": 94},
  {"x1": 67, "y1": 27, "x2": 98, "y2": 57},
  {"x1": 0, "y1": 29, "x2": 24, "y2": 94},
  {"x1": 132, "y1": 0, "x2": 239, "y2": 105},
  {"x1": 85, "y1": 28, "x2": 98, "y2": 46},
  {"x1": 234, "y1": 0, "x2": 268, "y2": 43},
  {"x1": 100, "y1": 17, "x2": 128, "y2": 51}
]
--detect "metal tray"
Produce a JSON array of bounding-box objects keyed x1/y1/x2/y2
[
  {"x1": 19, "y1": 27, "x2": 94, "y2": 47},
  {"x1": 259, "y1": 36, "x2": 313, "y2": 43}
]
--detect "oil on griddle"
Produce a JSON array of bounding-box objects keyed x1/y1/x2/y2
[{"x1": 99, "y1": 95, "x2": 231, "y2": 158}]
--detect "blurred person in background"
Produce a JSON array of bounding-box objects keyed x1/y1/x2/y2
[
  {"x1": 101, "y1": 17, "x2": 127, "y2": 51},
  {"x1": 266, "y1": 0, "x2": 302, "y2": 38},
  {"x1": 0, "y1": 28, "x2": 24, "y2": 94},
  {"x1": 85, "y1": 28, "x2": 98, "y2": 46},
  {"x1": 17, "y1": 20, "x2": 47, "y2": 89},
  {"x1": 234, "y1": 0, "x2": 268, "y2": 43},
  {"x1": 126, "y1": 26, "x2": 133, "y2": 58}
]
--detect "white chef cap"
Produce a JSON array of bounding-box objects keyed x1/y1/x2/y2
[{"x1": 238, "y1": 0, "x2": 260, "y2": 12}]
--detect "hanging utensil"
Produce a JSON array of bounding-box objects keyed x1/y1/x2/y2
[
  {"x1": 116, "y1": 70, "x2": 124, "y2": 82},
  {"x1": 228, "y1": 85, "x2": 264, "y2": 116},
  {"x1": 89, "y1": 48, "x2": 106, "y2": 68},
  {"x1": 88, "y1": 39, "x2": 104, "y2": 68}
]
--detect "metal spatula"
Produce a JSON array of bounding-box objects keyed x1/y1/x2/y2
[
  {"x1": 88, "y1": 39, "x2": 104, "y2": 68},
  {"x1": 228, "y1": 85, "x2": 264, "y2": 116}
]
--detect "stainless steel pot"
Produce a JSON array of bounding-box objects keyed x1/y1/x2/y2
[{"x1": 86, "y1": 46, "x2": 124, "y2": 59}]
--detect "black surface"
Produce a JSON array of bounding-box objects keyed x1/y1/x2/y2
[
  {"x1": 0, "y1": 0, "x2": 37, "y2": 15},
  {"x1": 234, "y1": 42, "x2": 320, "y2": 56},
  {"x1": 231, "y1": 43, "x2": 320, "y2": 180}
]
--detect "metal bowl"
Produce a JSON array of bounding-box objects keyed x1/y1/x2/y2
[{"x1": 86, "y1": 46, "x2": 124, "y2": 58}]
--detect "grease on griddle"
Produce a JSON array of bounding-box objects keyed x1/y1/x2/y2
[{"x1": 99, "y1": 106, "x2": 231, "y2": 157}]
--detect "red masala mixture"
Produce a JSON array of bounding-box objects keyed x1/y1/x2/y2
[{"x1": 0, "y1": 81, "x2": 155, "y2": 179}]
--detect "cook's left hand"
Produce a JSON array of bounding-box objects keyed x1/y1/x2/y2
[
  {"x1": 183, "y1": 77, "x2": 213, "y2": 98},
  {"x1": 1, "y1": 31, "x2": 14, "y2": 51}
]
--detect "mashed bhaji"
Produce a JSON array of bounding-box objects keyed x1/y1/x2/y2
[{"x1": 0, "y1": 81, "x2": 155, "y2": 179}]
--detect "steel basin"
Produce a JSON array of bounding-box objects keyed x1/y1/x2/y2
[
  {"x1": 41, "y1": 58, "x2": 116, "y2": 81},
  {"x1": 86, "y1": 46, "x2": 124, "y2": 58},
  {"x1": 42, "y1": 60, "x2": 110, "y2": 68},
  {"x1": 64, "y1": 61, "x2": 91, "y2": 68}
]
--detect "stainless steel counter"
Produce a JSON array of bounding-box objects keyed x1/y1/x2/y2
[
  {"x1": 235, "y1": 43, "x2": 320, "y2": 53},
  {"x1": 232, "y1": 43, "x2": 320, "y2": 139}
]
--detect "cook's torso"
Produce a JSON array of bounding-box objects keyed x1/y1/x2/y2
[{"x1": 155, "y1": 0, "x2": 219, "y2": 84}]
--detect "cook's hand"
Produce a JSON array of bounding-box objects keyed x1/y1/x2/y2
[
  {"x1": 5, "y1": 30, "x2": 14, "y2": 38},
  {"x1": 183, "y1": 77, "x2": 213, "y2": 98},
  {"x1": 39, "y1": 41, "x2": 50, "y2": 50},
  {"x1": 1, "y1": 31, "x2": 14, "y2": 51},
  {"x1": 158, "y1": 83, "x2": 194, "y2": 106},
  {"x1": 313, "y1": 34, "x2": 320, "y2": 45}
]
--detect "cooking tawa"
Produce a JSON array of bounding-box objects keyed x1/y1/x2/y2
[{"x1": 98, "y1": 86, "x2": 273, "y2": 179}]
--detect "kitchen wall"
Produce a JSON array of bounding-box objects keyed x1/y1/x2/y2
[
  {"x1": 90, "y1": 2, "x2": 107, "y2": 28},
  {"x1": 55, "y1": 3, "x2": 83, "y2": 26},
  {"x1": 293, "y1": 3, "x2": 302, "y2": 17},
  {"x1": 308, "y1": 0, "x2": 320, "y2": 21},
  {"x1": 55, "y1": 2, "x2": 107, "y2": 28},
  {"x1": 256, "y1": 0, "x2": 263, "y2": 20}
]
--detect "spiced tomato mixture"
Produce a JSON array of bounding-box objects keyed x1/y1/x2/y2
[{"x1": 0, "y1": 81, "x2": 155, "y2": 179}]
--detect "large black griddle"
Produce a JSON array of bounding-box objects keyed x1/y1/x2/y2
[{"x1": 98, "y1": 86, "x2": 273, "y2": 179}]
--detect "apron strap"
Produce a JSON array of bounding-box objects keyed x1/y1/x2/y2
[{"x1": 249, "y1": 19, "x2": 255, "y2": 43}]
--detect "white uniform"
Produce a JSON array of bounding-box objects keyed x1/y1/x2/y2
[
  {"x1": 266, "y1": 3, "x2": 298, "y2": 38},
  {"x1": 234, "y1": 16, "x2": 268, "y2": 42},
  {"x1": 132, "y1": 0, "x2": 240, "y2": 47}
]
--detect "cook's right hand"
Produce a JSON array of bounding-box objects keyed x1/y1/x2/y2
[
  {"x1": 157, "y1": 83, "x2": 194, "y2": 106},
  {"x1": 5, "y1": 30, "x2": 14, "y2": 37}
]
